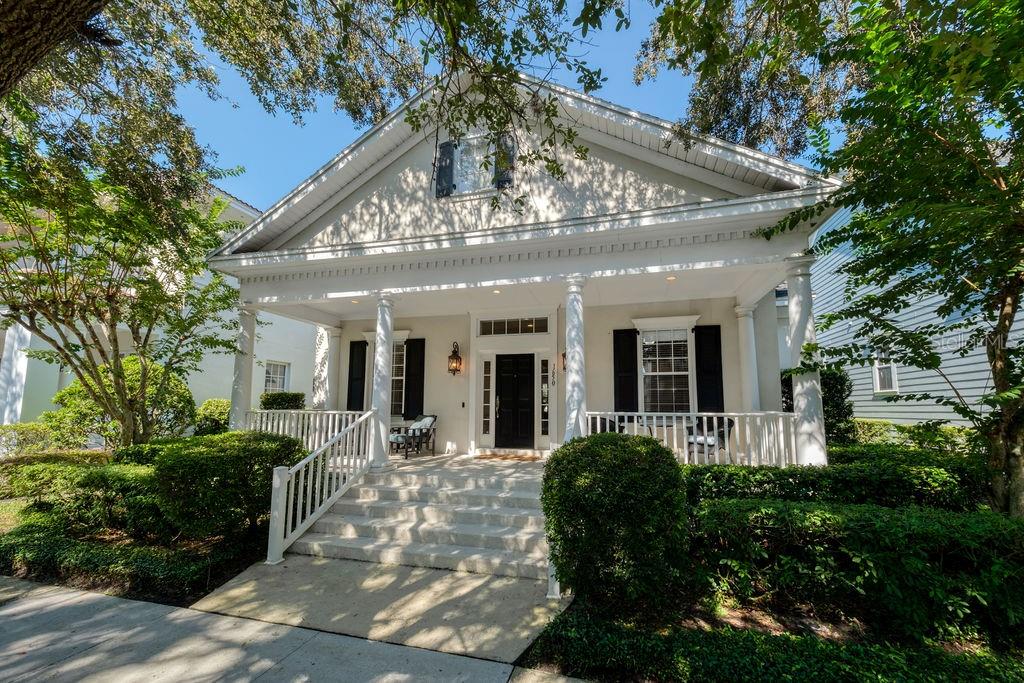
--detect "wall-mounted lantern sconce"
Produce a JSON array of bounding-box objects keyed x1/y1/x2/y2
[{"x1": 448, "y1": 342, "x2": 463, "y2": 375}]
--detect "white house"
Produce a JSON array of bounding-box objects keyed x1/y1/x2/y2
[{"x1": 0, "y1": 190, "x2": 319, "y2": 425}]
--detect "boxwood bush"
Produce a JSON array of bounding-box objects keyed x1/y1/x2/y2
[
  {"x1": 694, "y1": 499, "x2": 1024, "y2": 645},
  {"x1": 0, "y1": 450, "x2": 109, "y2": 498},
  {"x1": 154, "y1": 431, "x2": 306, "y2": 537},
  {"x1": 259, "y1": 392, "x2": 305, "y2": 410},
  {"x1": 680, "y1": 460, "x2": 986, "y2": 511},
  {"x1": 195, "y1": 398, "x2": 232, "y2": 435},
  {"x1": 542, "y1": 432, "x2": 688, "y2": 615},
  {"x1": 112, "y1": 439, "x2": 178, "y2": 465}
]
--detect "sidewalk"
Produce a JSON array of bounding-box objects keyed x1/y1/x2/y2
[{"x1": 0, "y1": 577, "x2": 570, "y2": 682}]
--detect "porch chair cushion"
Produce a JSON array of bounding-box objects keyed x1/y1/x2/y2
[{"x1": 388, "y1": 416, "x2": 436, "y2": 443}]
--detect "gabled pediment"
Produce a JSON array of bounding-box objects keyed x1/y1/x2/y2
[{"x1": 214, "y1": 78, "x2": 838, "y2": 257}]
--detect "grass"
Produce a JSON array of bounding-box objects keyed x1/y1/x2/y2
[
  {"x1": 0, "y1": 506, "x2": 263, "y2": 606},
  {"x1": 521, "y1": 604, "x2": 1024, "y2": 682}
]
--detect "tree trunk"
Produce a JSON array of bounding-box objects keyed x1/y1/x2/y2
[{"x1": 0, "y1": 0, "x2": 110, "y2": 98}]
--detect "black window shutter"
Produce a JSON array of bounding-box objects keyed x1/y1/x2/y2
[
  {"x1": 694, "y1": 325, "x2": 725, "y2": 412},
  {"x1": 403, "y1": 338, "x2": 425, "y2": 419},
  {"x1": 436, "y1": 141, "x2": 455, "y2": 198},
  {"x1": 493, "y1": 134, "x2": 516, "y2": 190},
  {"x1": 346, "y1": 340, "x2": 367, "y2": 411},
  {"x1": 613, "y1": 329, "x2": 639, "y2": 412}
]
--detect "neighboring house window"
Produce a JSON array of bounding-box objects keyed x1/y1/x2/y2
[
  {"x1": 873, "y1": 351, "x2": 899, "y2": 395},
  {"x1": 264, "y1": 362, "x2": 290, "y2": 393},
  {"x1": 391, "y1": 342, "x2": 405, "y2": 416},
  {"x1": 639, "y1": 329, "x2": 691, "y2": 413}
]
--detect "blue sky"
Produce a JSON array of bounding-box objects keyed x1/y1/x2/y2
[{"x1": 176, "y1": 4, "x2": 692, "y2": 211}]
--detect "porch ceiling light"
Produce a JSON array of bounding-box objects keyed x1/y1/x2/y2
[
  {"x1": 350, "y1": 299, "x2": 360, "y2": 304},
  {"x1": 448, "y1": 342, "x2": 463, "y2": 375},
  {"x1": 492, "y1": 289, "x2": 501, "y2": 294},
  {"x1": 666, "y1": 275, "x2": 678, "y2": 282}
]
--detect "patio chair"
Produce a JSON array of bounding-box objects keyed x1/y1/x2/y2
[
  {"x1": 686, "y1": 417, "x2": 735, "y2": 464},
  {"x1": 389, "y1": 415, "x2": 437, "y2": 459}
]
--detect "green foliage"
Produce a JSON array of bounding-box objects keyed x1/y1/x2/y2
[
  {"x1": 781, "y1": 366, "x2": 856, "y2": 444},
  {"x1": 41, "y1": 356, "x2": 196, "y2": 448},
  {"x1": 8, "y1": 461, "x2": 174, "y2": 542},
  {"x1": 195, "y1": 399, "x2": 232, "y2": 436},
  {"x1": 0, "y1": 510, "x2": 258, "y2": 604},
  {"x1": 853, "y1": 418, "x2": 980, "y2": 453},
  {"x1": 0, "y1": 422, "x2": 53, "y2": 457},
  {"x1": 258, "y1": 392, "x2": 306, "y2": 410},
  {"x1": 694, "y1": 500, "x2": 1024, "y2": 645},
  {"x1": 527, "y1": 608, "x2": 1024, "y2": 683},
  {"x1": 0, "y1": 450, "x2": 109, "y2": 498},
  {"x1": 112, "y1": 440, "x2": 176, "y2": 466},
  {"x1": 680, "y1": 460, "x2": 987, "y2": 512},
  {"x1": 154, "y1": 431, "x2": 306, "y2": 537},
  {"x1": 542, "y1": 433, "x2": 688, "y2": 615}
]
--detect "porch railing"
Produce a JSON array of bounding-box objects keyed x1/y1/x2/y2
[
  {"x1": 584, "y1": 411, "x2": 798, "y2": 466},
  {"x1": 245, "y1": 409, "x2": 364, "y2": 452},
  {"x1": 265, "y1": 409, "x2": 375, "y2": 563}
]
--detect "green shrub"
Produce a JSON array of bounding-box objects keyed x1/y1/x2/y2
[
  {"x1": 782, "y1": 366, "x2": 856, "y2": 444},
  {"x1": 258, "y1": 392, "x2": 305, "y2": 410},
  {"x1": 852, "y1": 418, "x2": 979, "y2": 452},
  {"x1": 112, "y1": 439, "x2": 176, "y2": 465},
  {"x1": 154, "y1": 431, "x2": 306, "y2": 537},
  {"x1": 680, "y1": 460, "x2": 986, "y2": 511},
  {"x1": 528, "y1": 608, "x2": 1024, "y2": 683},
  {"x1": 542, "y1": 433, "x2": 688, "y2": 615},
  {"x1": 0, "y1": 510, "x2": 257, "y2": 603},
  {"x1": 195, "y1": 398, "x2": 231, "y2": 435},
  {"x1": 693, "y1": 500, "x2": 1024, "y2": 645},
  {"x1": 41, "y1": 355, "x2": 196, "y2": 448},
  {"x1": 8, "y1": 461, "x2": 174, "y2": 541},
  {"x1": 0, "y1": 450, "x2": 109, "y2": 498},
  {"x1": 0, "y1": 422, "x2": 53, "y2": 457}
]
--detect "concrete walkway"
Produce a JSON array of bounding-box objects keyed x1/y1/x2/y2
[
  {"x1": 0, "y1": 577, "x2": 571, "y2": 682},
  {"x1": 192, "y1": 554, "x2": 566, "y2": 663}
]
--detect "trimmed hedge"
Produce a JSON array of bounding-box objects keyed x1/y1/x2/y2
[
  {"x1": 8, "y1": 461, "x2": 174, "y2": 541},
  {"x1": 526, "y1": 608, "x2": 1024, "y2": 682},
  {"x1": 680, "y1": 460, "x2": 986, "y2": 511},
  {"x1": 0, "y1": 422, "x2": 53, "y2": 457},
  {"x1": 112, "y1": 439, "x2": 176, "y2": 466},
  {"x1": 154, "y1": 431, "x2": 305, "y2": 537},
  {"x1": 195, "y1": 398, "x2": 231, "y2": 436},
  {"x1": 542, "y1": 432, "x2": 687, "y2": 614},
  {"x1": 0, "y1": 450, "x2": 109, "y2": 498},
  {"x1": 852, "y1": 418, "x2": 979, "y2": 452},
  {"x1": 694, "y1": 499, "x2": 1024, "y2": 645},
  {"x1": 0, "y1": 510, "x2": 257, "y2": 604},
  {"x1": 259, "y1": 392, "x2": 305, "y2": 410}
]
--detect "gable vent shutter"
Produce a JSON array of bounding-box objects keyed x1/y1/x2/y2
[
  {"x1": 494, "y1": 134, "x2": 516, "y2": 190},
  {"x1": 436, "y1": 141, "x2": 455, "y2": 198},
  {"x1": 346, "y1": 340, "x2": 367, "y2": 411},
  {"x1": 613, "y1": 328, "x2": 639, "y2": 412},
  {"x1": 694, "y1": 325, "x2": 725, "y2": 412},
  {"x1": 403, "y1": 338, "x2": 425, "y2": 420}
]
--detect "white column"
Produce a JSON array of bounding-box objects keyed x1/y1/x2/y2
[
  {"x1": 563, "y1": 276, "x2": 587, "y2": 441},
  {"x1": 787, "y1": 259, "x2": 827, "y2": 465},
  {"x1": 735, "y1": 305, "x2": 761, "y2": 411},
  {"x1": 369, "y1": 293, "x2": 396, "y2": 471},
  {"x1": 229, "y1": 306, "x2": 257, "y2": 429},
  {"x1": 312, "y1": 325, "x2": 343, "y2": 410},
  {"x1": 0, "y1": 323, "x2": 30, "y2": 424}
]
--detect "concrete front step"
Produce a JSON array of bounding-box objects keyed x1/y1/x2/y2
[
  {"x1": 362, "y1": 471, "x2": 542, "y2": 494},
  {"x1": 330, "y1": 498, "x2": 546, "y2": 530},
  {"x1": 290, "y1": 534, "x2": 548, "y2": 579},
  {"x1": 348, "y1": 483, "x2": 542, "y2": 510},
  {"x1": 310, "y1": 513, "x2": 549, "y2": 555}
]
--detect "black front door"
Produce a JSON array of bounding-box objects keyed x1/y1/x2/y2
[{"x1": 495, "y1": 354, "x2": 534, "y2": 448}]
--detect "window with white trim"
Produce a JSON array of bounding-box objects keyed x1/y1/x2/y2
[
  {"x1": 482, "y1": 359, "x2": 492, "y2": 435},
  {"x1": 391, "y1": 342, "x2": 406, "y2": 416},
  {"x1": 540, "y1": 358, "x2": 550, "y2": 436},
  {"x1": 264, "y1": 362, "x2": 290, "y2": 393},
  {"x1": 454, "y1": 133, "x2": 492, "y2": 195},
  {"x1": 640, "y1": 329, "x2": 691, "y2": 413},
  {"x1": 873, "y1": 350, "x2": 898, "y2": 394}
]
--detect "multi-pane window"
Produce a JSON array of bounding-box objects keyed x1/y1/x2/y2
[
  {"x1": 482, "y1": 360, "x2": 492, "y2": 435},
  {"x1": 640, "y1": 329, "x2": 691, "y2": 413},
  {"x1": 873, "y1": 350, "x2": 898, "y2": 394},
  {"x1": 479, "y1": 317, "x2": 548, "y2": 336},
  {"x1": 540, "y1": 358, "x2": 550, "y2": 436},
  {"x1": 391, "y1": 342, "x2": 405, "y2": 416},
  {"x1": 264, "y1": 362, "x2": 290, "y2": 394},
  {"x1": 454, "y1": 134, "x2": 493, "y2": 195}
]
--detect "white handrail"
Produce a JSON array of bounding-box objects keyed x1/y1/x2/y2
[
  {"x1": 245, "y1": 409, "x2": 365, "y2": 452},
  {"x1": 266, "y1": 409, "x2": 375, "y2": 563},
  {"x1": 584, "y1": 411, "x2": 798, "y2": 467}
]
